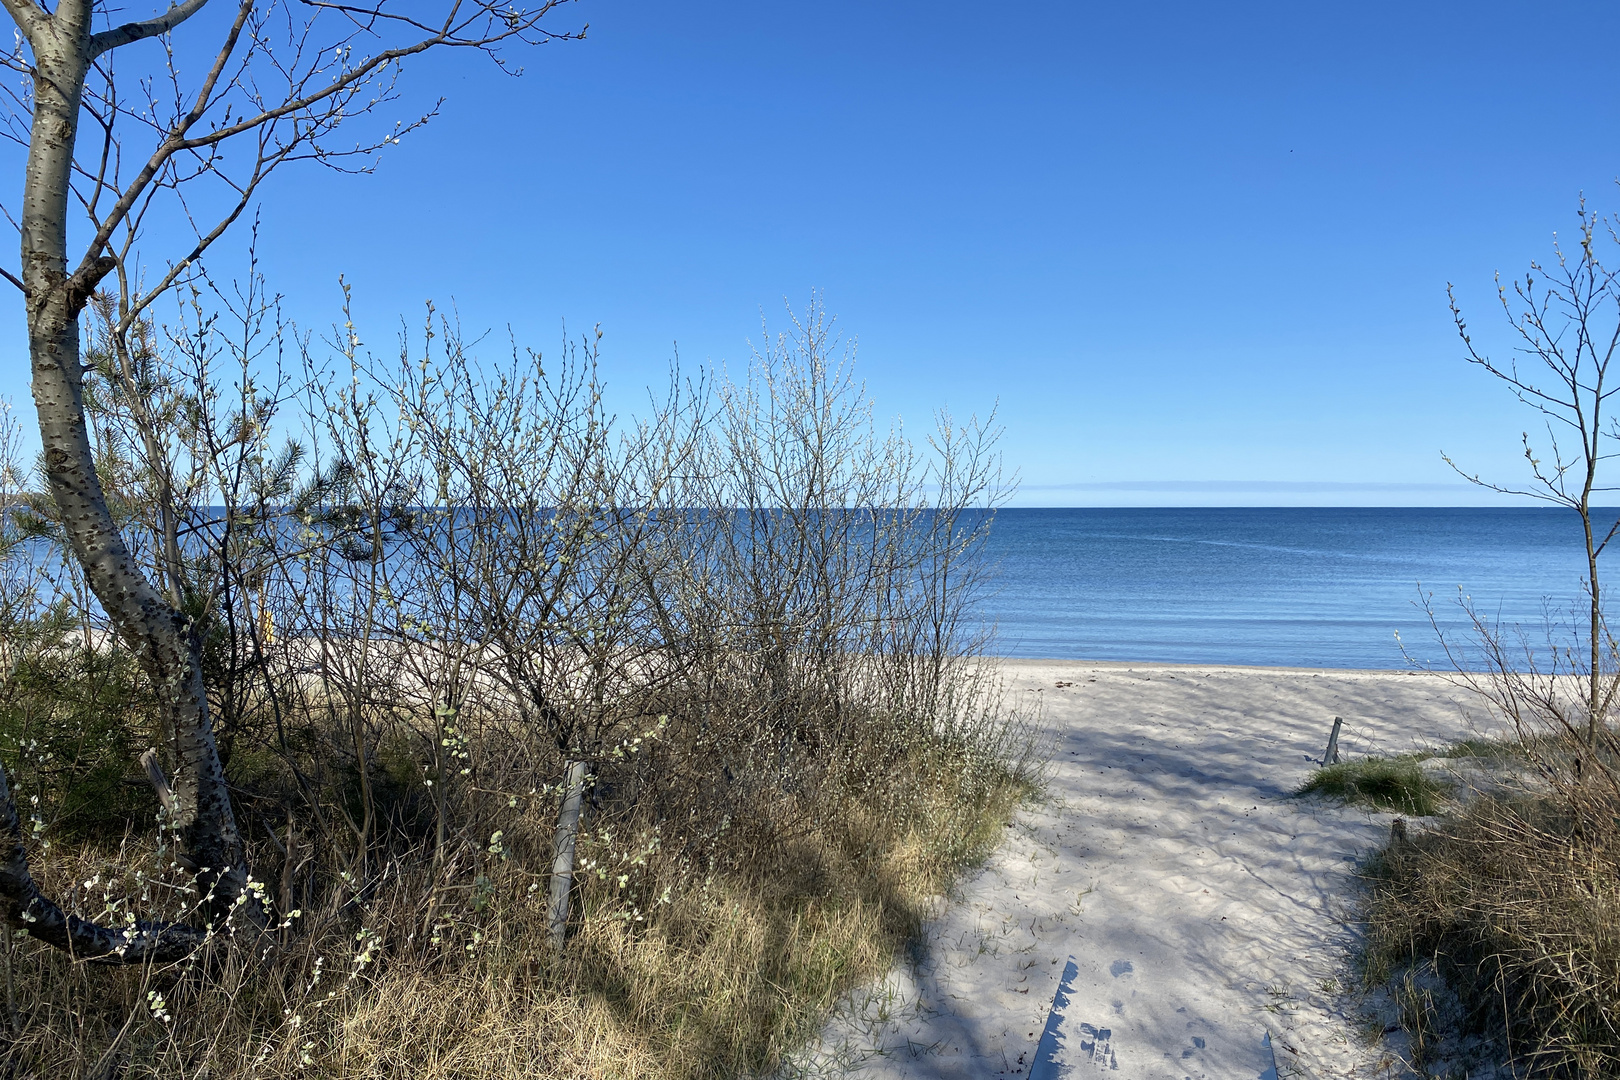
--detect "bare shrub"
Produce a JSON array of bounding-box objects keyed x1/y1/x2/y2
[
  {"x1": 1369, "y1": 204, "x2": 1620, "y2": 1075},
  {"x1": 0, "y1": 292, "x2": 1030, "y2": 1076}
]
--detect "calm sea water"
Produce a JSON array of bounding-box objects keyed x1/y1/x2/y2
[{"x1": 980, "y1": 507, "x2": 1618, "y2": 669}]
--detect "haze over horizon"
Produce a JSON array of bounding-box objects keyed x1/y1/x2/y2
[{"x1": 5, "y1": 0, "x2": 1619, "y2": 507}]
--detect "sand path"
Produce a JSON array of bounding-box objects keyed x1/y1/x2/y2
[{"x1": 789, "y1": 661, "x2": 1499, "y2": 1080}]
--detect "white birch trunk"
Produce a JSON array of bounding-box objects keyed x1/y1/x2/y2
[
  {"x1": 547, "y1": 759, "x2": 587, "y2": 952},
  {"x1": 10, "y1": 1, "x2": 256, "y2": 933}
]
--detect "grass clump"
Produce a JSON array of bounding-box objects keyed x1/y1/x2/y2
[
  {"x1": 1296, "y1": 757, "x2": 1445, "y2": 816},
  {"x1": 1441, "y1": 737, "x2": 1520, "y2": 761},
  {"x1": 1362, "y1": 791, "x2": 1620, "y2": 1077}
]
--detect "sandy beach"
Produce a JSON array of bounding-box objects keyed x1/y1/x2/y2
[{"x1": 789, "y1": 660, "x2": 1502, "y2": 1080}]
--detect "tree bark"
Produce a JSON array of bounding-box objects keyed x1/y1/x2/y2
[
  {"x1": 13, "y1": 5, "x2": 256, "y2": 935},
  {"x1": 547, "y1": 759, "x2": 587, "y2": 952}
]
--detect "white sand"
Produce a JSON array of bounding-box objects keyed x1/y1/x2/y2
[{"x1": 788, "y1": 660, "x2": 1502, "y2": 1080}]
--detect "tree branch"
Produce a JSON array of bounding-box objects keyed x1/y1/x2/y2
[
  {"x1": 0, "y1": 0, "x2": 47, "y2": 48},
  {"x1": 88, "y1": 0, "x2": 214, "y2": 59},
  {"x1": 0, "y1": 757, "x2": 204, "y2": 963},
  {"x1": 64, "y1": 253, "x2": 117, "y2": 316}
]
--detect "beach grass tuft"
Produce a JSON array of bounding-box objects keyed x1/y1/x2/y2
[
  {"x1": 1439, "y1": 736, "x2": 1517, "y2": 760},
  {"x1": 1296, "y1": 757, "x2": 1446, "y2": 817}
]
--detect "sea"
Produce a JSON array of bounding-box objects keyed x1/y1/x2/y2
[{"x1": 979, "y1": 507, "x2": 1618, "y2": 670}]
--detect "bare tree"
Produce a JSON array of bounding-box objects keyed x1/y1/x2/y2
[
  {"x1": 0, "y1": 0, "x2": 581, "y2": 956},
  {"x1": 1445, "y1": 203, "x2": 1620, "y2": 753}
]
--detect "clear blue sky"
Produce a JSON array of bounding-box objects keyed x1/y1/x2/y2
[{"x1": 6, "y1": 0, "x2": 1620, "y2": 506}]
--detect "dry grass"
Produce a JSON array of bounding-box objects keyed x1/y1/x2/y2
[
  {"x1": 1362, "y1": 785, "x2": 1620, "y2": 1077},
  {"x1": 0, "y1": 719, "x2": 1030, "y2": 1079}
]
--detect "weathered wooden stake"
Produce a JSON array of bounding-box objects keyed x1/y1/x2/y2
[
  {"x1": 1321, "y1": 716, "x2": 1343, "y2": 767},
  {"x1": 548, "y1": 760, "x2": 588, "y2": 952}
]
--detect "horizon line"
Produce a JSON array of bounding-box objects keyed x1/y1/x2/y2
[{"x1": 1021, "y1": 480, "x2": 1486, "y2": 493}]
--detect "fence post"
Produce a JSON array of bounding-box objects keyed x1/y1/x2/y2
[{"x1": 1321, "y1": 716, "x2": 1343, "y2": 767}]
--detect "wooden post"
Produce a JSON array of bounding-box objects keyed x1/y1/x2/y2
[
  {"x1": 1321, "y1": 716, "x2": 1343, "y2": 767},
  {"x1": 548, "y1": 760, "x2": 588, "y2": 953}
]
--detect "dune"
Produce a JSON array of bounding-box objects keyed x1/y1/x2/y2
[{"x1": 788, "y1": 660, "x2": 1499, "y2": 1080}]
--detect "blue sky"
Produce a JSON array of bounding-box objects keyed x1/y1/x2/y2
[{"x1": 6, "y1": 0, "x2": 1620, "y2": 506}]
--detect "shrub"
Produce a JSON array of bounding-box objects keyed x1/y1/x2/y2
[
  {"x1": 0, "y1": 297, "x2": 1034, "y2": 1077},
  {"x1": 1363, "y1": 791, "x2": 1620, "y2": 1077}
]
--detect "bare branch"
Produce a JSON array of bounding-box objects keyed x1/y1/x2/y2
[
  {"x1": 88, "y1": 0, "x2": 214, "y2": 59},
  {"x1": 0, "y1": 0, "x2": 48, "y2": 48},
  {"x1": 1449, "y1": 198, "x2": 1620, "y2": 750}
]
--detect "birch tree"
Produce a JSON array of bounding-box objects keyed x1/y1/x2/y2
[{"x1": 0, "y1": 0, "x2": 581, "y2": 958}]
